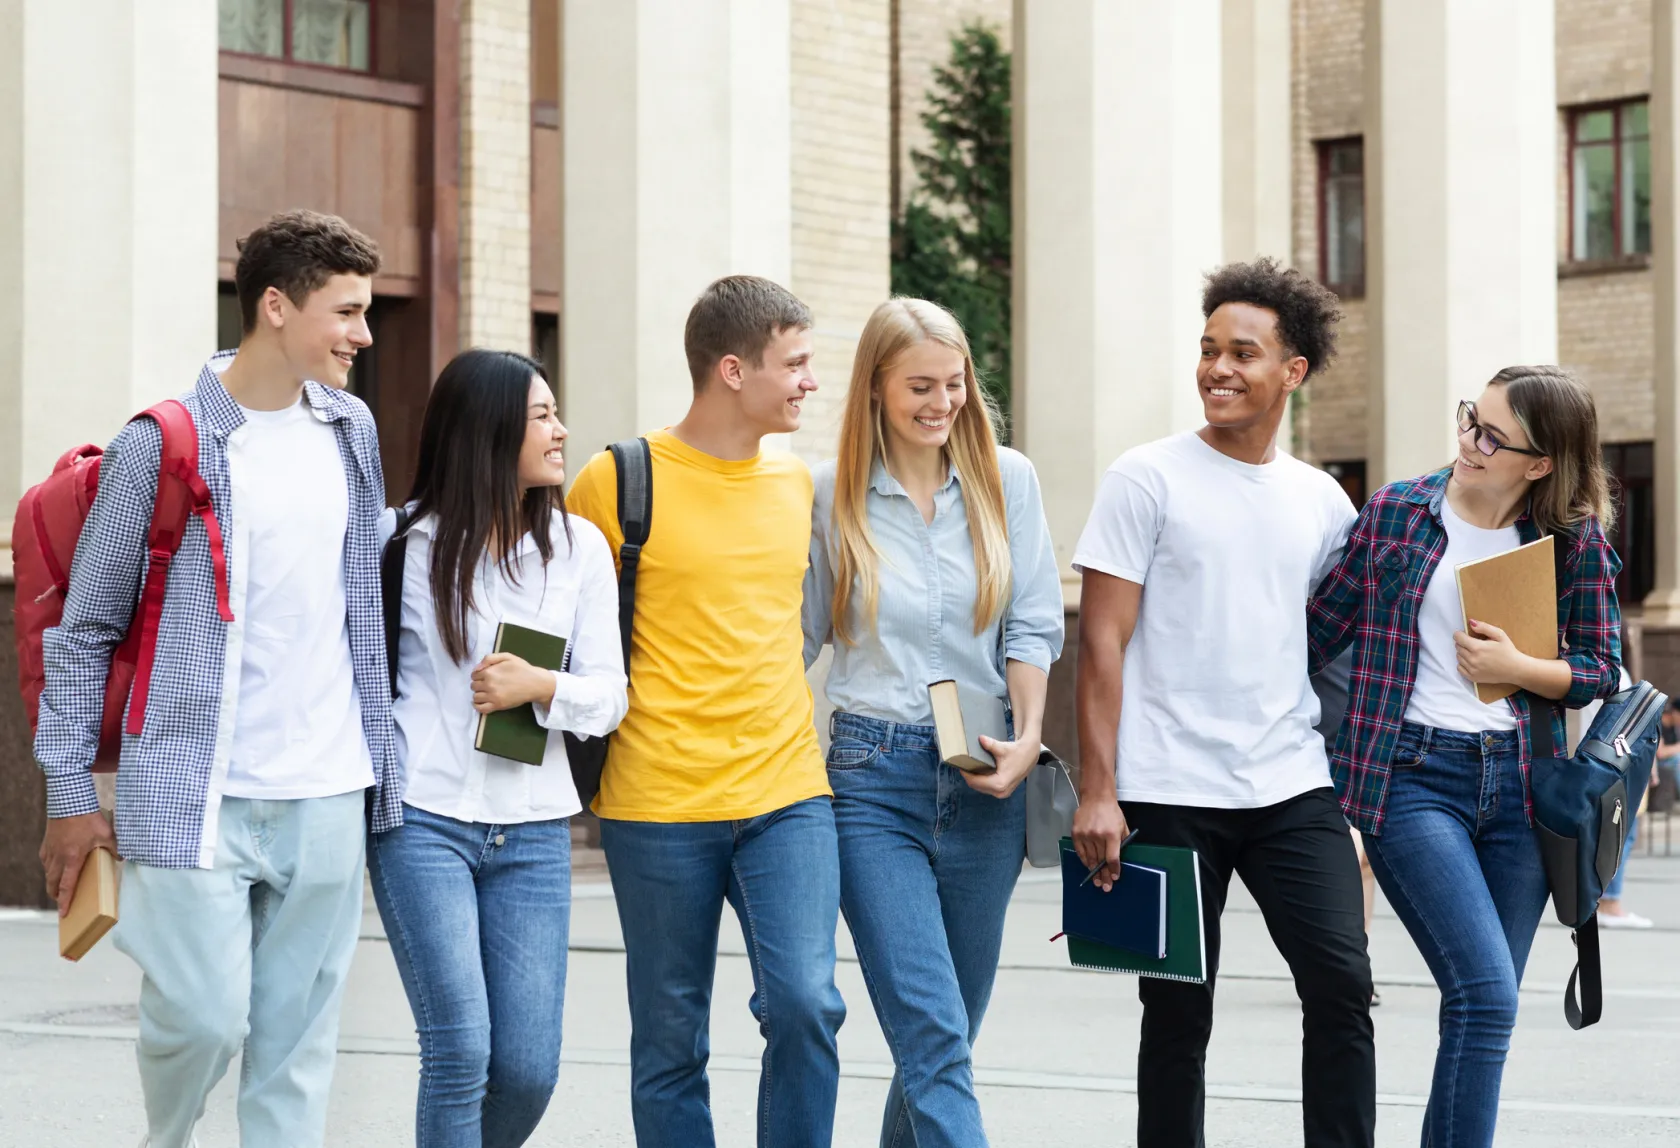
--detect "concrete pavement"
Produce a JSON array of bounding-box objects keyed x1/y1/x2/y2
[{"x1": 4, "y1": 843, "x2": 1680, "y2": 1145}]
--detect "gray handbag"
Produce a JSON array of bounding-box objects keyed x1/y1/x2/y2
[{"x1": 1025, "y1": 747, "x2": 1078, "y2": 867}]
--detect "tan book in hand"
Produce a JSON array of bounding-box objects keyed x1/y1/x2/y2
[
  {"x1": 1455, "y1": 534, "x2": 1560, "y2": 705},
  {"x1": 928, "y1": 679, "x2": 1006, "y2": 773},
  {"x1": 59, "y1": 846, "x2": 119, "y2": 962}
]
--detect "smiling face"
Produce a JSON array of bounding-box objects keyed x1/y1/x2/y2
[
  {"x1": 262, "y1": 272, "x2": 374, "y2": 390},
  {"x1": 732, "y1": 325, "x2": 817, "y2": 436},
  {"x1": 1453, "y1": 383, "x2": 1551, "y2": 493},
  {"x1": 1196, "y1": 302, "x2": 1306, "y2": 429},
  {"x1": 878, "y1": 340, "x2": 968, "y2": 456},
  {"x1": 516, "y1": 375, "x2": 567, "y2": 491}
]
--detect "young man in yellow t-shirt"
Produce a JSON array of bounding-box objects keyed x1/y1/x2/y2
[{"x1": 566, "y1": 275, "x2": 842, "y2": 1147}]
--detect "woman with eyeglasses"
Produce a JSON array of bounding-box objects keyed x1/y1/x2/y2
[{"x1": 1307, "y1": 367, "x2": 1623, "y2": 1148}]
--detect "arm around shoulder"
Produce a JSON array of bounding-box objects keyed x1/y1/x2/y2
[{"x1": 802, "y1": 460, "x2": 838, "y2": 670}]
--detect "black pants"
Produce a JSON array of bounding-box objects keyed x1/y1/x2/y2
[{"x1": 1127, "y1": 787, "x2": 1375, "y2": 1148}]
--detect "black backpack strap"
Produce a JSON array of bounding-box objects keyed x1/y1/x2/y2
[
  {"x1": 1565, "y1": 914, "x2": 1604, "y2": 1029},
  {"x1": 382, "y1": 505, "x2": 414, "y2": 700},
  {"x1": 607, "y1": 437, "x2": 653, "y2": 675}
]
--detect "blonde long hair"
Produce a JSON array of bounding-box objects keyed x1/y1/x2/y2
[{"x1": 831, "y1": 298, "x2": 1012, "y2": 645}]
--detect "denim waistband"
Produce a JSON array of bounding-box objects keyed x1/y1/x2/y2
[
  {"x1": 829, "y1": 710, "x2": 937, "y2": 751},
  {"x1": 1399, "y1": 720, "x2": 1520, "y2": 755}
]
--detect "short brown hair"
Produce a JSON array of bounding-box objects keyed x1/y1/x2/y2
[
  {"x1": 683, "y1": 275, "x2": 813, "y2": 389},
  {"x1": 235, "y1": 210, "x2": 382, "y2": 334}
]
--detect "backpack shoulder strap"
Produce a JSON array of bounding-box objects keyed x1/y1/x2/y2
[
  {"x1": 123, "y1": 400, "x2": 234, "y2": 738},
  {"x1": 606, "y1": 437, "x2": 653, "y2": 676},
  {"x1": 383, "y1": 506, "x2": 415, "y2": 700},
  {"x1": 1565, "y1": 915, "x2": 1604, "y2": 1029}
]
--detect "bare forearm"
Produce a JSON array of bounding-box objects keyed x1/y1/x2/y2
[
  {"x1": 1005, "y1": 660, "x2": 1048, "y2": 745},
  {"x1": 1076, "y1": 643, "x2": 1121, "y2": 802},
  {"x1": 1512, "y1": 656, "x2": 1575, "y2": 701}
]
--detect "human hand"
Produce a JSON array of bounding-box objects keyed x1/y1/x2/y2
[
  {"x1": 962, "y1": 736, "x2": 1041, "y2": 799},
  {"x1": 1455, "y1": 619, "x2": 1524, "y2": 686},
  {"x1": 40, "y1": 812, "x2": 118, "y2": 917},
  {"x1": 471, "y1": 653, "x2": 555, "y2": 714},
  {"x1": 1072, "y1": 798, "x2": 1129, "y2": 893}
]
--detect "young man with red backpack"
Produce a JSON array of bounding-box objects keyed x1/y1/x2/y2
[{"x1": 32, "y1": 210, "x2": 397, "y2": 1148}]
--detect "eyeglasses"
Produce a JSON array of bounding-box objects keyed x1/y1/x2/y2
[{"x1": 1457, "y1": 401, "x2": 1545, "y2": 459}]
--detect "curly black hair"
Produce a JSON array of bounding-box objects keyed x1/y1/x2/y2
[{"x1": 1201, "y1": 257, "x2": 1343, "y2": 380}]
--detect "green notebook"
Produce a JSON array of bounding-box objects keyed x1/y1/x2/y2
[
  {"x1": 1059, "y1": 837, "x2": 1207, "y2": 984},
  {"x1": 474, "y1": 622, "x2": 568, "y2": 765}
]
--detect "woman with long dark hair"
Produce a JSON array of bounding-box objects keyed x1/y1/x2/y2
[
  {"x1": 369, "y1": 350, "x2": 627, "y2": 1146},
  {"x1": 1309, "y1": 366, "x2": 1623, "y2": 1147}
]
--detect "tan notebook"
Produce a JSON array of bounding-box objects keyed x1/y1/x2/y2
[
  {"x1": 59, "y1": 846, "x2": 119, "y2": 962},
  {"x1": 1454, "y1": 534, "x2": 1559, "y2": 704}
]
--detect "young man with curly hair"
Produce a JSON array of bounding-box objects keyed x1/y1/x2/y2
[{"x1": 1070, "y1": 259, "x2": 1375, "y2": 1148}]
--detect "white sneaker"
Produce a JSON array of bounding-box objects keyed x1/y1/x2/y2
[{"x1": 1601, "y1": 910, "x2": 1655, "y2": 929}]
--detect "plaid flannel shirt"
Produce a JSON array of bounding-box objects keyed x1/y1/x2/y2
[
  {"x1": 1307, "y1": 467, "x2": 1623, "y2": 836},
  {"x1": 35, "y1": 353, "x2": 400, "y2": 868}
]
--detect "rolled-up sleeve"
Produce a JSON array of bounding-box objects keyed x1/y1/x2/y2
[
  {"x1": 1559, "y1": 523, "x2": 1624, "y2": 710},
  {"x1": 534, "y1": 529, "x2": 629, "y2": 737},
  {"x1": 35, "y1": 419, "x2": 162, "y2": 817},
  {"x1": 1000, "y1": 451, "x2": 1064, "y2": 673}
]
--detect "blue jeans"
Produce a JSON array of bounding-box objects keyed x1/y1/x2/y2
[
  {"x1": 367, "y1": 804, "x2": 572, "y2": 1148},
  {"x1": 113, "y1": 792, "x2": 366, "y2": 1148},
  {"x1": 1366, "y1": 722, "x2": 1551, "y2": 1148},
  {"x1": 1604, "y1": 811, "x2": 1638, "y2": 899},
  {"x1": 599, "y1": 797, "x2": 846, "y2": 1148},
  {"x1": 827, "y1": 711, "x2": 1024, "y2": 1148}
]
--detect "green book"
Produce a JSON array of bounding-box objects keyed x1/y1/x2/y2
[
  {"x1": 1059, "y1": 837, "x2": 1207, "y2": 984},
  {"x1": 474, "y1": 622, "x2": 568, "y2": 765}
]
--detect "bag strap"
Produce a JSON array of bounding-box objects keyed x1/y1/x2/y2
[
  {"x1": 125, "y1": 400, "x2": 234, "y2": 737},
  {"x1": 383, "y1": 505, "x2": 414, "y2": 700},
  {"x1": 1565, "y1": 914, "x2": 1604, "y2": 1029},
  {"x1": 603, "y1": 438, "x2": 653, "y2": 678}
]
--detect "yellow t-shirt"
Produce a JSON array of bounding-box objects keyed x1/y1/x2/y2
[{"x1": 565, "y1": 429, "x2": 829, "y2": 821}]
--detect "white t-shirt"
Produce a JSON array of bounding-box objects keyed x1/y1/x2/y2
[
  {"x1": 1403, "y1": 496, "x2": 1521, "y2": 733},
  {"x1": 1072, "y1": 432, "x2": 1356, "y2": 809},
  {"x1": 222, "y1": 398, "x2": 374, "y2": 799}
]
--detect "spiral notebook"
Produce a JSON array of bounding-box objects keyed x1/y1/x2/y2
[{"x1": 1058, "y1": 837, "x2": 1206, "y2": 983}]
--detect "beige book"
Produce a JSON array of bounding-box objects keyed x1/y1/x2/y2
[
  {"x1": 59, "y1": 846, "x2": 119, "y2": 962},
  {"x1": 928, "y1": 679, "x2": 1004, "y2": 773},
  {"x1": 1455, "y1": 534, "x2": 1559, "y2": 705}
]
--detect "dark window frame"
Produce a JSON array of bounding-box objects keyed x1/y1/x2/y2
[
  {"x1": 1566, "y1": 97, "x2": 1650, "y2": 263},
  {"x1": 1315, "y1": 136, "x2": 1365, "y2": 298},
  {"x1": 218, "y1": 0, "x2": 377, "y2": 77},
  {"x1": 1603, "y1": 441, "x2": 1655, "y2": 607}
]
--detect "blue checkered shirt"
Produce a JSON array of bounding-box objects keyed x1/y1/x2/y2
[{"x1": 34, "y1": 353, "x2": 400, "y2": 867}]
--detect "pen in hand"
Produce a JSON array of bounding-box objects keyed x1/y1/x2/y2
[{"x1": 1080, "y1": 827, "x2": 1140, "y2": 886}]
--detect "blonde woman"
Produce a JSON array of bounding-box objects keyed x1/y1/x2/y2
[{"x1": 803, "y1": 298, "x2": 1063, "y2": 1148}]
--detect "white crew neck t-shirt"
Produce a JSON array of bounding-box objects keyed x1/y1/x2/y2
[
  {"x1": 1073, "y1": 432, "x2": 1357, "y2": 809},
  {"x1": 1402, "y1": 496, "x2": 1521, "y2": 733},
  {"x1": 222, "y1": 397, "x2": 374, "y2": 799}
]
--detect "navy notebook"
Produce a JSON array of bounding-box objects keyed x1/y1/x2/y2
[{"x1": 1060, "y1": 847, "x2": 1168, "y2": 959}]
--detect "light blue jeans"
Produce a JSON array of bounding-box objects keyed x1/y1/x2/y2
[
  {"x1": 367, "y1": 803, "x2": 572, "y2": 1147},
  {"x1": 113, "y1": 791, "x2": 367, "y2": 1148},
  {"x1": 598, "y1": 797, "x2": 846, "y2": 1148},
  {"x1": 1603, "y1": 811, "x2": 1638, "y2": 900},
  {"x1": 827, "y1": 711, "x2": 1025, "y2": 1148}
]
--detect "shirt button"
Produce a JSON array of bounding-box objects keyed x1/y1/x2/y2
[{"x1": 494, "y1": 833, "x2": 506, "y2": 847}]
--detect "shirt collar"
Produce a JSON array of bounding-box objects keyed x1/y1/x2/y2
[
  {"x1": 868, "y1": 456, "x2": 961, "y2": 498},
  {"x1": 1406, "y1": 465, "x2": 1534, "y2": 529},
  {"x1": 200, "y1": 349, "x2": 352, "y2": 433}
]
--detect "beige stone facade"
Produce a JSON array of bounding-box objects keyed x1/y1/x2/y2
[
  {"x1": 790, "y1": 0, "x2": 893, "y2": 462},
  {"x1": 462, "y1": 0, "x2": 533, "y2": 352}
]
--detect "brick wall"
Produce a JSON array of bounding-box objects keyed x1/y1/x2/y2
[
  {"x1": 1560, "y1": 269, "x2": 1656, "y2": 444},
  {"x1": 790, "y1": 0, "x2": 893, "y2": 463},
  {"x1": 461, "y1": 0, "x2": 532, "y2": 353},
  {"x1": 894, "y1": 0, "x2": 1011, "y2": 215},
  {"x1": 1556, "y1": 0, "x2": 1651, "y2": 106}
]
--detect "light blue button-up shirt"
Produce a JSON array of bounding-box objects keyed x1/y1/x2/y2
[{"x1": 803, "y1": 448, "x2": 1065, "y2": 727}]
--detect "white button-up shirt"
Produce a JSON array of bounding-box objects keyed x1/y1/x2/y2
[{"x1": 392, "y1": 510, "x2": 628, "y2": 825}]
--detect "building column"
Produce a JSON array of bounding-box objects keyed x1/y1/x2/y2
[
  {"x1": 1012, "y1": 0, "x2": 1224, "y2": 575},
  {"x1": 1649, "y1": 1, "x2": 1680, "y2": 613},
  {"x1": 460, "y1": 0, "x2": 532, "y2": 352},
  {"x1": 1364, "y1": 0, "x2": 1557, "y2": 487},
  {"x1": 561, "y1": 0, "x2": 792, "y2": 457},
  {"x1": 0, "y1": 0, "x2": 218, "y2": 522}
]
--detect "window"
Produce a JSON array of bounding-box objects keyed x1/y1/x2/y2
[
  {"x1": 1322, "y1": 460, "x2": 1367, "y2": 510},
  {"x1": 1316, "y1": 138, "x2": 1364, "y2": 297},
  {"x1": 533, "y1": 314, "x2": 561, "y2": 414},
  {"x1": 1603, "y1": 442, "x2": 1655, "y2": 606},
  {"x1": 1569, "y1": 100, "x2": 1650, "y2": 262},
  {"x1": 219, "y1": 0, "x2": 372, "y2": 72}
]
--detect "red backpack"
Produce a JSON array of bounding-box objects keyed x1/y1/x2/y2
[{"x1": 13, "y1": 400, "x2": 233, "y2": 771}]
